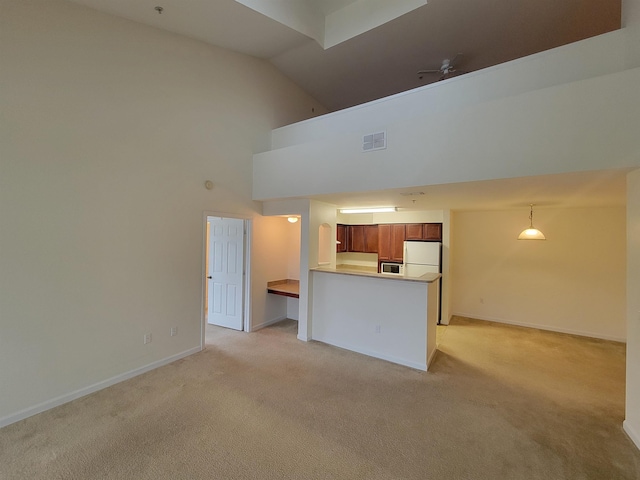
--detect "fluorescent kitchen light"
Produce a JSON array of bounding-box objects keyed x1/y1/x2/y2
[{"x1": 339, "y1": 207, "x2": 397, "y2": 214}]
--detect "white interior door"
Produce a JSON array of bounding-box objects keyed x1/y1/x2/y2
[{"x1": 207, "y1": 217, "x2": 245, "y2": 330}]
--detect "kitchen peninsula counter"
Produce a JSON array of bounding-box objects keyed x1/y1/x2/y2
[
  {"x1": 310, "y1": 266, "x2": 440, "y2": 371},
  {"x1": 313, "y1": 265, "x2": 440, "y2": 283}
]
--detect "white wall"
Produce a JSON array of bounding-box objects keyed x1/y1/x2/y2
[
  {"x1": 337, "y1": 210, "x2": 444, "y2": 224},
  {"x1": 0, "y1": 0, "x2": 323, "y2": 426},
  {"x1": 268, "y1": 29, "x2": 629, "y2": 151},
  {"x1": 451, "y1": 207, "x2": 627, "y2": 341},
  {"x1": 624, "y1": 0, "x2": 640, "y2": 67},
  {"x1": 254, "y1": 67, "x2": 640, "y2": 200},
  {"x1": 288, "y1": 220, "x2": 301, "y2": 279},
  {"x1": 287, "y1": 219, "x2": 301, "y2": 321},
  {"x1": 625, "y1": 169, "x2": 640, "y2": 448},
  {"x1": 311, "y1": 271, "x2": 432, "y2": 370},
  {"x1": 301, "y1": 201, "x2": 338, "y2": 340}
]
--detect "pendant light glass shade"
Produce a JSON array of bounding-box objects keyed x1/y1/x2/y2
[{"x1": 518, "y1": 204, "x2": 546, "y2": 240}]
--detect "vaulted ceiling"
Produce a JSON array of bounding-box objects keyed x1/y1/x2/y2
[
  {"x1": 68, "y1": 0, "x2": 620, "y2": 111},
  {"x1": 65, "y1": 0, "x2": 626, "y2": 210}
]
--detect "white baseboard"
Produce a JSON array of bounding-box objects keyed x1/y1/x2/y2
[
  {"x1": 427, "y1": 347, "x2": 438, "y2": 370},
  {"x1": 0, "y1": 346, "x2": 201, "y2": 429},
  {"x1": 252, "y1": 315, "x2": 287, "y2": 332},
  {"x1": 314, "y1": 336, "x2": 427, "y2": 371},
  {"x1": 451, "y1": 312, "x2": 626, "y2": 343},
  {"x1": 623, "y1": 420, "x2": 640, "y2": 451}
]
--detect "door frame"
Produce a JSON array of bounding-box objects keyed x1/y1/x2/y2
[{"x1": 201, "y1": 211, "x2": 252, "y2": 349}]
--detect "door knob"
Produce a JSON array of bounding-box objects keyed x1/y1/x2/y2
[{"x1": 207, "y1": 276, "x2": 212, "y2": 279}]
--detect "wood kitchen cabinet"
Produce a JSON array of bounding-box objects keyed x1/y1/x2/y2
[
  {"x1": 424, "y1": 223, "x2": 442, "y2": 241},
  {"x1": 340, "y1": 222, "x2": 441, "y2": 256},
  {"x1": 406, "y1": 223, "x2": 442, "y2": 241},
  {"x1": 363, "y1": 225, "x2": 378, "y2": 253},
  {"x1": 378, "y1": 223, "x2": 406, "y2": 262},
  {"x1": 347, "y1": 225, "x2": 378, "y2": 253},
  {"x1": 390, "y1": 224, "x2": 406, "y2": 262},
  {"x1": 405, "y1": 223, "x2": 424, "y2": 240},
  {"x1": 377, "y1": 224, "x2": 391, "y2": 260},
  {"x1": 336, "y1": 224, "x2": 348, "y2": 253},
  {"x1": 348, "y1": 225, "x2": 365, "y2": 252}
]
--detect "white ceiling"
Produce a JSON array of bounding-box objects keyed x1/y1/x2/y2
[{"x1": 66, "y1": 0, "x2": 626, "y2": 211}]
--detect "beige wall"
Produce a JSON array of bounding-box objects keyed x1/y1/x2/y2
[
  {"x1": 451, "y1": 207, "x2": 627, "y2": 341},
  {"x1": 625, "y1": 169, "x2": 640, "y2": 447},
  {"x1": 337, "y1": 210, "x2": 445, "y2": 224},
  {"x1": 288, "y1": 220, "x2": 302, "y2": 280},
  {"x1": 0, "y1": 0, "x2": 323, "y2": 425},
  {"x1": 250, "y1": 216, "x2": 294, "y2": 330}
]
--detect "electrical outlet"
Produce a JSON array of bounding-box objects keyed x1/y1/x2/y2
[
  {"x1": 170, "y1": 327, "x2": 178, "y2": 337},
  {"x1": 375, "y1": 325, "x2": 381, "y2": 334},
  {"x1": 480, "y1": 298, "x2": 485, "y2": 304},
  {"x1": 143, "y1": 333, "x2": 152, "y2": 344}
]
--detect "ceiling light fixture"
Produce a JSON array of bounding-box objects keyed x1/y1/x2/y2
[
  {"x1": 287, "y1": 217, "x2": 299, "y2": 223},
  {"x1": 339, "y1": 207, "x2": 398, "y2": 214},
  {"x1": 517, "y1": 204, "x2": 546, "y2": 240}
]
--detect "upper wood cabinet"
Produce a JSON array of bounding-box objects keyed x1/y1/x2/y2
[
  {"x1": 348, "y1": 225, "x2": 365, "y2": 252},
  {"x1": 363, "y1": 225, "x2": 379, "y2": 253},
  {"x1": 378, "y1": 224, "x2": 391, "y2": 260},
  {"x1": 406, "y1": 222, "x2": 442, "y2": 241},
  {"x1": 339, "y1": 222, "x2": 440, "y2": 256},
  {"x1": 390, "y1": 224, "x2": 406, "y2": 262},
  {"x1": 347, "y1": 225, "x2": 378, "y2": 253},
  {"x1": 379, "y1": 224, "x2": 406, "y2": 262},
  {"x1": 336, "y1": 224, "x2": 348, "y2": 253},
  {"x1": 405, "y1": 223, "x2": 424, "y2": 240},
  {"x1": 424, "y1": 223, "x2": 442, "y2": 241}
]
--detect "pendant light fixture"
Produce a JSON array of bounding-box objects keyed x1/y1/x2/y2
[{"x1": 518, "y1": 204, "x2": 546, "y2": 240}]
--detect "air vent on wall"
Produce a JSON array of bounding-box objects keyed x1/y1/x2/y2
[{"x1": 363, "y1": 131, "x2": 386, "y2": 152}]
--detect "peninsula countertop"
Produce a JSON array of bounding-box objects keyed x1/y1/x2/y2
[{"x1": 311, "y1": 265, "x2": 440, "y2": 283}]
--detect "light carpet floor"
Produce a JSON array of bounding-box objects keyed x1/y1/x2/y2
[{"x1": 1, "y1": 316, "x2": 638, "y2": 479}]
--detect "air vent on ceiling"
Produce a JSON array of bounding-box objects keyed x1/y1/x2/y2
[
  {"x1": 400, "y1": 192, "x2": 426, "y2": 197},
  {"x1": 363, "y1": 131, "x2": 386, "y2": 152}
]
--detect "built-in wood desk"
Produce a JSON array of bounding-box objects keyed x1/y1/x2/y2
[{"x1": 267, "y1": 279, "x2": 300, "y2": 298}]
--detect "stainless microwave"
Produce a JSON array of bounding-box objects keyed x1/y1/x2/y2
[{"x1": 380, "y1": 262, "x2": 404, "y2": 275}]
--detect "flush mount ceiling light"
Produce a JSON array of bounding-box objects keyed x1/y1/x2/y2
[
  {"x1": 518, "y1": 204, "x2": 546, "y2": 240},
  {"x1": 287, "y1": 217, "x2": 299, "y2": 223},
  {"x1": 339, "y1": 207, "x2": 398, "y2": 214}
]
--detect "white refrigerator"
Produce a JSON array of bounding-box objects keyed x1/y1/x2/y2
[
  {"x1": 403, "y1": 241, "x2": 442, "y2": 322},
  {"x1": 403, "y1": 241, "x2": 441, "y2": 277}
]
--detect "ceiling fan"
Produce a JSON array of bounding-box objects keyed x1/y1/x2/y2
[{"x1": 417, "y1": 53, "x2": 465, "y2": 81}]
